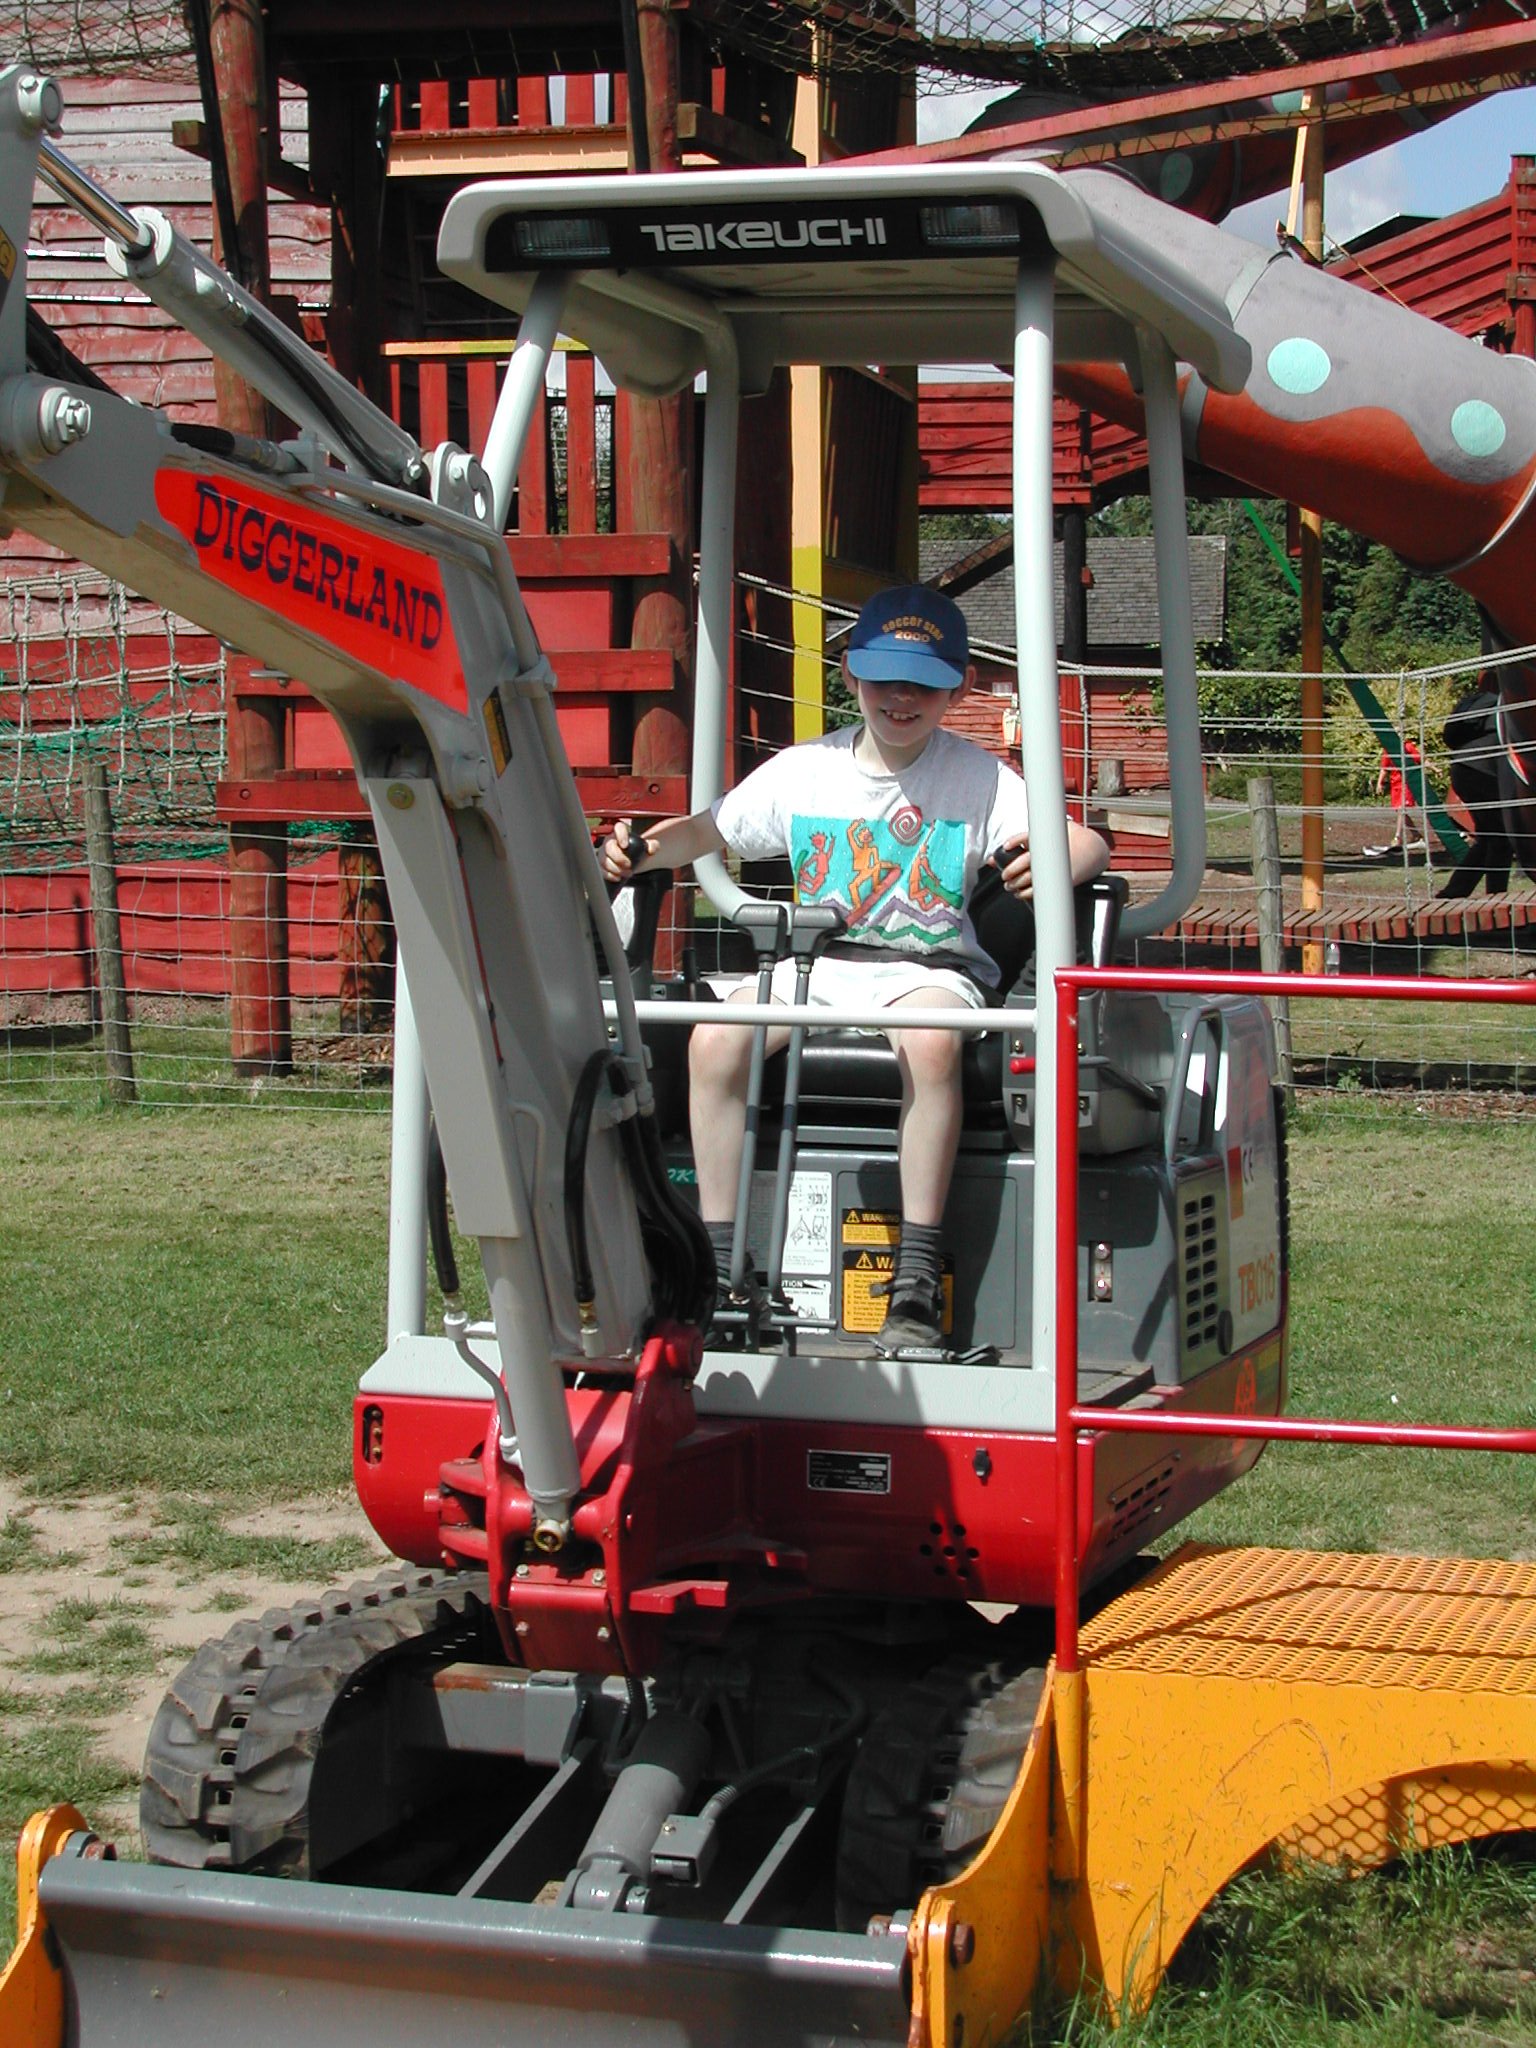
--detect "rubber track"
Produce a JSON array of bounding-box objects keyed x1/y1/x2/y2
[
  {"x1": 836, "y1": 1656, "x2": 1046, "y2": 1932},
  {"x1": 140, "y1": 1564, "x2": 490, "y2": 1875}
]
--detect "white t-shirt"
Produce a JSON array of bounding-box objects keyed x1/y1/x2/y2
[{"x1": 712, "y1": 726, "x2": 1030, "y2": 987}]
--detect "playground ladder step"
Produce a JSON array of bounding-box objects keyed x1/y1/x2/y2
[{"x1": 1174, "y1": 891, "x2": 1536, "y2": 947}]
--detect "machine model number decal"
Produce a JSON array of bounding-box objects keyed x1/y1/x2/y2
[
  {"x1": 154, "y1": 471, "x2": 468, "y2": 713},
  {"x1": 807, "y1": 1450, "x2": 891, "y2": 1495},
  {"x1": 639, "y1": 215, "x2": 889, "y2": 255},
  {"x1": 1237, "y1": 1253, "x2": 1276, "y2": 1316}
]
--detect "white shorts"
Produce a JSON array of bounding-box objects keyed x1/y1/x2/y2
[{"x1": 705, "y1": 951, "x2": 987, "y2": 1026}]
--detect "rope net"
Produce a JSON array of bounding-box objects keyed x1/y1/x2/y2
[
  {"x1": 0, "y1": 0, "x2": 1473, "y2": 102},
  {"x1": 0, "y1": 2, "x2": 193, "y2": 79},
  {"x1": 0, "y1": 577, "x2": 224, "y2": 870},
  {"x1": 692, "y1": 0, "x2": 1467, "y2": 101}
]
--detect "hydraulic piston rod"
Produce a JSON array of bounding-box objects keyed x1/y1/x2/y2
[{"x1": 36, "y1": 135, "x2": 153, "y2": 255}]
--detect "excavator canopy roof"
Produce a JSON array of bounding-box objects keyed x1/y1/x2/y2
[{"x1": 436, "y1": 160, "x2": 1249, "y2": 399}]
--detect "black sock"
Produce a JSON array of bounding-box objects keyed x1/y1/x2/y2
[
  {"x1": 705, "y1": 1220, "x2": 737, "y2": 1281},
  {"x1": 893, "y1": 1221, "x2": 944, "y2": 1300}
]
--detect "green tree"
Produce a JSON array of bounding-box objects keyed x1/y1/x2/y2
[{"x1": 1089, "y1": 495, "x2": 1480, "y2": 758}]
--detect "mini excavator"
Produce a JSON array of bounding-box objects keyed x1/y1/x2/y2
[{"x1": 0, "y1": 63, "x2": 1300, "y2": 2046}]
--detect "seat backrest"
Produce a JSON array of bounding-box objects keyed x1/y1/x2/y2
[{"x1": 965, "y1": 869, "x2": 1129, "y2": 996}]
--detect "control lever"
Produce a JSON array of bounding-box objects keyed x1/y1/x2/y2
[
  {"x1": 765, "y1": 905, "x2": 845, "y2": 1302},
  {"x1": 728, "y1": 903, "x2": 790, "y2": 1303}
]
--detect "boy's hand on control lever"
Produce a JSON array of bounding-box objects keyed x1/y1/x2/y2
[
  {"x1": 997, "y1": 833, "x2": 1033, "y2": 900},
  {"x1": 598, "y1": 817, "x2": 659, "y2": 884}
]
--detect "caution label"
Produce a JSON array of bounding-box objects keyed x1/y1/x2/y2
[
  {"x1": 842, "y1": 1207, "x2": 900, "y2": 1248},
  {"x1": 841, "y1": 1247, "x2": 954, "y2": 1337}
]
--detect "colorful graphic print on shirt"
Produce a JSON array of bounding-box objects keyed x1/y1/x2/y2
[{"x1": 793, "y1": 814, "x2": 966, "y2": 950}]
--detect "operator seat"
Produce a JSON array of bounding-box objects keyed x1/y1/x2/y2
[
  {"x1": 782, "y1": 871, "x2": 1125, "y2": 1133},
  {"x1": 615, "y1": 867, "x2": 1128, "y2": 1143}
]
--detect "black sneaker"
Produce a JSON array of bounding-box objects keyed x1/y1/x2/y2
[
  {"x1": 873, "y1": 1277, "x2": 944, "y2": 1355},
  {"x1": 707, "y1": 1266, "x2": 765, "y2": 1348}
]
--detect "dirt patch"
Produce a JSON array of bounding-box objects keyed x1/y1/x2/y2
[{"x1": 0, "y1": 1476, "x2": 391, "y2": 1846}]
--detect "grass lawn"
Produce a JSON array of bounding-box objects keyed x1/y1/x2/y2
[
  {"x1": 1, "y1": 1094, "x2": 1534, "y2": 2039},
  {"x1": 0, "y1": 1108, "x2": 394, "y2": 1498}
]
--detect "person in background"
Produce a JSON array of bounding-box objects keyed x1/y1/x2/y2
[
  {"x1": 1364, "y1": 737, "x2": 1426, "y2": 860},
  {"x1": 1438, "y1": 682, "x2": 1513, "y2": 898}
]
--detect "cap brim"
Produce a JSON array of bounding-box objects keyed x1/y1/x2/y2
[{"x1": 846, "y1": 647, "x2": 965, "y2": 691}]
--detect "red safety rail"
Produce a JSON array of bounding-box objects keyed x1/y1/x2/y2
[{"x1": 1051, "y1": 965, "x2": 1536, "y2": 1677}]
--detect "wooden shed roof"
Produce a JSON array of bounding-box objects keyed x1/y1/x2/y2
[{"x1": 920, "y1": 532, "x2": 1228, "y2": 655}]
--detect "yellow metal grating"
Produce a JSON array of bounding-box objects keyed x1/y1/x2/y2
[
  {"x1": 1279, "y1": 1764, "x2": 1536, "y2": 1866},
  {"x1": 1080, "y1": 1544, "x2": 1536, "y2": 1692}
]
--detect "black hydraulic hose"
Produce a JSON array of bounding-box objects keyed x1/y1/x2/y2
[
  {"x1": 565, "y1": 1050, "x2": 715, "y2": 1337},
  {"x1": 564, "y1": 1048, "x2": 613, "y2": 1325},
  {"x1": 425, "y1": 1118, "x2": 460, "y2": 1302},
  {"x1": 26, "y1": 307, "x2": 112, "y2": 393},
  {"x1": 610, "y1": 1066, "x2": 716, "y2": 1330},
  {"x1": 629, "y1": 1098, "x2": 716, "y2": 1329},
  {"x1": 242, "y1": 311, "x2": 424, "y2": 489},
  {"x1": 169, "y1": 419, "x2": 303, "y2": 478},
  {"x1": 697, "y1": 1667, "x2": 866, "y2": 1828}
]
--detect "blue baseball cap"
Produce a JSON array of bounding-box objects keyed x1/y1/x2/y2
[{"x1": 844, "y1": 584, "x2": 970, "y2": 692}]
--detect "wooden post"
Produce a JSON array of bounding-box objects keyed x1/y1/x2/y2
[
  {"x1": 736, "y1": 370, "x2": 794, "y2": 763},
  {"x1": 1248, "y1": 773, "x2": 1294, "y2": 1099},
  {"x1": 628, "y1": 0, "x2": 695, "y2": 973},
  {"x1": 1061, "y1": 508, "x2": 1090, "y2": 808},
  {"x1": 312, "y1": 82, "x2": 387, "y2": 410},
  {"x1": 309, "y1": 86, "x2": 397, "y2": 1051},
  {"x1": 83, "y1": 758, "x2": 136, "y2": 1104},
  {"x1": 338, "y1": 834, "x2": 396, "y2": 1037},
  {"x1": 207, "y1": 0, "x2": 292, "y2": 1074},
  {"x1": 1297, "y1": 86, "x2": 1327, "y2": 977}
]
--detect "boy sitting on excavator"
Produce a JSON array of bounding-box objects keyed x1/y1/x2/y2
[{"x1": 599, "y1": 585, "x2": 1108, "y2": 1352}]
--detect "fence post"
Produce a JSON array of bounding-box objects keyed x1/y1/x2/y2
[
  {"x1": 83, "y1": 757, "x2": 137, "y2": 1104},
  {"x1": 1248, "y1": 773, "x2": 1294, "y2": 1099},
  {"x1": 338, "y1": 832, "x2": 395, "y2": 1038}
]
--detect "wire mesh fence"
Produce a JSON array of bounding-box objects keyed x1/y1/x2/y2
[
  {"x1": 0, "y1": 569, "x2": 1531, "y2": 1111},
  {"x1": 0, "y1": 572, "x2": 393, "y2": 1109}
]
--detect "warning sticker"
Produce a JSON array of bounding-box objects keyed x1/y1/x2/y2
[
  {"x1": 782, "y1": 1276, "x2": 833, "y2": 1324},
  {"x1": 841, "y1": 1248, "x2": 954, "y2": 1337},
  {"x1": 807, "y1": 1449, "x2": 892, "y2": 1495},
  {"x1": 747, "y1": 1170, "x2": 833, "y2": 1276},
  {"x1": 842, "y1": 1207, "x2": 900, "y2": 1248}
]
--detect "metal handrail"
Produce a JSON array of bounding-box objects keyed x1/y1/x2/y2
[{"x1": 1052, "y1": 963, "x2": 1536, "y2": 1680}]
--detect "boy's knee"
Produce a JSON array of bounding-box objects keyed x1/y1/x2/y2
[
  {"x1": 690, "y1": 1021, "x2": 751, "y2": 1088},
  {"x1": 899, "y1": 1026, "x2": 964, "y2": 1089}
]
